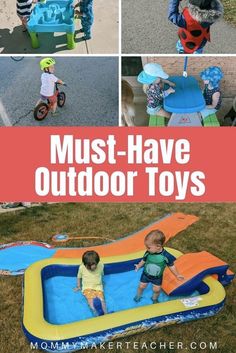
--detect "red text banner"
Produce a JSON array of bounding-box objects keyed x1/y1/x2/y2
[{"x1": 0, "y1": 127, "x2": 235, "y2": 202}]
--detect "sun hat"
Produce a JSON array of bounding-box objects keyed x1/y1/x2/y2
[
  {"x1": 137, "y1": 63, "x2": 169, "y2": 84},
  {"x1": 200, "y1": 66, "x2": 224, "y2": 88}
]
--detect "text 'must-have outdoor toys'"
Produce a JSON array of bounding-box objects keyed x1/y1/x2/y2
[{"x1": 0, "y1": 213, "x2": 234, "y2": 352}]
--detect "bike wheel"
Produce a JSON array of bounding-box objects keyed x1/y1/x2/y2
[
  {"x1": 58, "y1": 92, "x2": 66, "y2": 108},
  {"x1": 34, "y1": 102, "x2": 49, "y2": 121},
  {"x1": 11, "y1": 56, "x2": 24, "y2": 62}
]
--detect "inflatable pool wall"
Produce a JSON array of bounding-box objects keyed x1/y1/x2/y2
[{"x1": 22, "y1": 248, "x2": 227, "y2": 352}]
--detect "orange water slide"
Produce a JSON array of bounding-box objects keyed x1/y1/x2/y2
[
  {"x1": 54, "y1": 212, "x2": 199, "y2": 258},
  {"x1": 162, "y1": 251, "x2": 230, "y2": 295}
]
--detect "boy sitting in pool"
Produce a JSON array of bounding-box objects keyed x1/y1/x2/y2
[
  {"x1": 199, "y1": 66, "x2": 223, "y2": 120},
  {"x1": 134, "y1": 230, "x2": 184, "y2": 303},
  {"x1": 74, "y1": 250, "x2": 107, "y2": 316},
  {"x1": 137, "y1": 63, "x2": 175, "y2": 119}
]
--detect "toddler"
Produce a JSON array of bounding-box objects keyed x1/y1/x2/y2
[
  {"x1": 134, "y1": 230, "x2": 184, "y2": 303},
  {"x1": 16, "y1": 0, "x2": 38, "y2": 31},
  {"x1": 74, "y1": 0, "x2": 94, "y2": 40},
  {"x1": 168, "y1": 0, "x2": 223, "y2": 54},
  {"x1": 74, "y1": 250, "x2": 107, "y2": 316},
  {"x1": 200, "y1": 66, "x2": 223, "y2": 120},
  {"x1": 39, "y1": 58, "x2": 64, "y2": 116},
  {"x1": 138, "y1": 63, "x2": 175, "y2": 118}
]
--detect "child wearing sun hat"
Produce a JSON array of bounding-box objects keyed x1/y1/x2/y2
[
  {"x1": 199, "y1": 66, "x2": 224, "y2": 119},
  {"x1": 137, "y1": 63, "x2": 176, "y2": 118}
]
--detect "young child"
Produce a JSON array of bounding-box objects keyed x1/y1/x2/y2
[
  {"x1": 74, "y1": 250, "x2": 107, "y2": 316},
  {"x1": 74, "y1": 0, "x2": 94, "y2": 40},
  {"x1": 16, "y1": 0, "x2": 38, "y2": 31},
  {"x1": 134, "y1": 230, "x2": 184, "y2": 303},
  {"x1": 200, "y1": 66, "x2": 223, "y2": 120},
  {"x1": 168, "y1": 0, "x2": 224, "y2": 54},
  {"x1": 39, "y1": 58, "x2": 64, "y2": 116},
  {"x1": 137, "y1": 63, "x2": 175, "y2": 118}
]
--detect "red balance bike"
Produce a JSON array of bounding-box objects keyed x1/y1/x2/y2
[{"x1": 34, "y1": 82, "x2": 67, "y2": 121}]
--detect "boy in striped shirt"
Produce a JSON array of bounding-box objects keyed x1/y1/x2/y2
[{"x1": 16, "y1": 0, "x2": 38, "y2": 31}]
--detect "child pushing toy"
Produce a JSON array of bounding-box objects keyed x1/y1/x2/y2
[
  {"x1": 134, "y1": 230, "x2": 184, "y2": 303},
  {"x1": 138, "y1": 63, "x2": 176, "y2": 119},
  {"x1": 74, "y1": 250, "x2": 107, "y2": 316},
  {"x1": 168, "y1": 0, "x2": 224, "y2": 54},
  {"x1": 199, "y1": 66, "x2": 223, "y2": 120},
  {"x1": 39, "y1": 58, "x2": 65, "y2": 116}
]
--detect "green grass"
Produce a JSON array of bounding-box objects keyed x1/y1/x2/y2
[
  {"x1": 222, "y1": 0, "x2": 236, "y2": 26},
  {"x1": 0, "y1": 203, "x2": 235, "y2": 353}
]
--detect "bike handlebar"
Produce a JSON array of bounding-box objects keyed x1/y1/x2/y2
[{"x1": 55, "y1": 82, "x2": 67, "y2": 88}]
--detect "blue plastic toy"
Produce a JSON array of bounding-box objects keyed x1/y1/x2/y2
[{"x1": 27, "y1": 0, "x2": 75, "y2": 49}]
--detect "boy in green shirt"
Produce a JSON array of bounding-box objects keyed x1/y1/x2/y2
[{"x1": 134, "y1": 230, "x2": 184, "y2": 303}]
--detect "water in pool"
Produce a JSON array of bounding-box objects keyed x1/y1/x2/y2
[{"x1": 43, "y1": 269, "x2": 197, "y2": 324}]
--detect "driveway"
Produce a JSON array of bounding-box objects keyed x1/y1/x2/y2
[{"x1": 0, "y1": 57, "x2": 119, "y2": 126}]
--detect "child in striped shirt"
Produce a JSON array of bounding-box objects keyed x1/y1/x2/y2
[{"x1": 16, "y1": 0, "x2": 38, "y2": 31}]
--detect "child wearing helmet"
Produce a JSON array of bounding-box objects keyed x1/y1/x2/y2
[
  {"x1": 168, "y1": 0, "x2": 223, "y2": 54},
  {"x1": 137, "y1": 63, "x2": 175, "y2": 119},
  {"x1": 199, "y1": 66, "x2": 223, "y2": 120},
  {"x1": 16, "y1": 0, "x2": 38, "y2": 32},
  {"x1": 39, "y1": 58, "x2": 64, "y2": 116},
  {"x1": 74, "y1": 0, "x2": 94, "y2": 40}
]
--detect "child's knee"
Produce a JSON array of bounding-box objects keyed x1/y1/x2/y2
[
  {"x1": 139, "y1": 282, "x2": 148, "y2": 289},
  {"x1": 153, "y1": 285, "x2": 161, "y2": 294}
]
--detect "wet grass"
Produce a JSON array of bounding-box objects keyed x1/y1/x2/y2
[{"x1": 0, "y1": 203, "x2": 235, "y2": 353}]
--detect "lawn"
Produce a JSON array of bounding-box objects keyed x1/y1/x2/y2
[
  {"x1": 223, "y1": 0, "x2": 236, "y2": 26},
  {"x1": 0, "y1": 203, "x2": 235, "y2": 353}
]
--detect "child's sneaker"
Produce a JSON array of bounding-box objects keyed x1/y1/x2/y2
[
  {"x1": 51, "y1": 111, "x2": 59, "y2": 117},
  {"x1": 84, "y1": 34, "x2": 91, "y2": 40}
]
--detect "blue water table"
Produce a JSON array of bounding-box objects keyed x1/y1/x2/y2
[
  {"x1": 149, "y1": 58, "x2": 220, "y2": 127},
  {"x1": 164, "y1": 75, "x2": 205, "y2": 126},
  {"x1": 27, "y1": 0, "x2": 75, "y2": 50}
]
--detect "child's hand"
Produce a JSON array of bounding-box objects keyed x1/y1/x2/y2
[
  {"x1": 169, "y1": 82, "x2": 176, "y2": 87},
  {"x1": 134, "y1": 264, "x2": 140, "y2": 272},
  {"x1": 168, "y1": 87, "x2": 175, "y2": 94},
  {"x1": 176, "y1": 274, "x2": 184, "y2": 281},
  {"x1": 74, "y1": 286, "x2": 81, "y2": 292}
]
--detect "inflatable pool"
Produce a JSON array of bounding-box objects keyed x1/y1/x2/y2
[{"x1": 22, "y1": 247, "x2": 231, "y2": 352}]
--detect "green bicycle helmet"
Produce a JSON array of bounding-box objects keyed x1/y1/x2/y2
[{"x1": 40, "y1": 57, "x2": 56, "y2": 70}]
